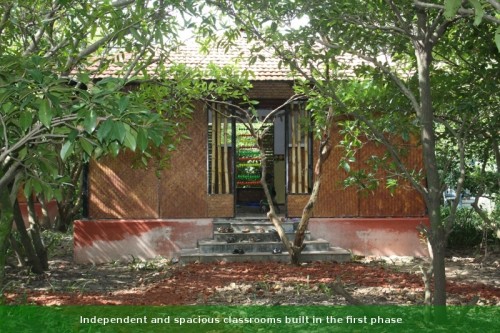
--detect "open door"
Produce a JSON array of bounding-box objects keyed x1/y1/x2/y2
[{"x1": 207, "y1": 103, "x2": 234, "y2": 217}]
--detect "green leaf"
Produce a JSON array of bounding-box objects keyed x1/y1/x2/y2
[
  {"x1": 18, "y1": 147, "x2": 28, "y2": 159},
  {"x1": 136, "y1": 128, "x2": 148, "y2": 152},
  {"x1": 38, "y1": 99, "x2": 52, "y2": 128},
  {"x1": 109, "y1": 141, "x2": 120, "y2": 157},
  {"x1": 444, "y1": 0, "x2": 461, "y2": 19},
  {"x1": 2, "y1": 102, "x2": 13, "y2": 113},
  {"x1": 28, "y1": 69, "x2": 44, "y2": 83},
  {"x1": 111, "y1": 122, "x2": 126, "y2": 143},
  {"x1": 118, "y1": 96, "x2": 129, "y2": 112},
  {"x1": 32, "y1": 179, "x2": 43, "y2": 194},
  {"x1": 79, "y1": 138, "x2": 94, "y2": 156},
  {"x1": 124, "y1": 131, "x2": 137, "y2": 151},
  {"x1": 53, "y1": 188, "x2": 63, "y2": 202},
  {"x1": 84, "y1": 109, "x2": 97, "y2": 134},
  {"x1": 24, "y1": 179, "x2": 32, "y2": 198},
  {"x1": 19, "y1": 111, "x2": 33, "y2": 131},
  {"x1": 469, "y1": 0, "x2": 484, "y2": 26},
  {"x1": 96, "y1": 119, "x2": 113, "y2": 142},
  {"x1": 340, "y1": 160, "x2": 351, "y2": 173},
  {"x1": 77, "y1": 72, "x2": 90, "y2": 84},
  {"x1": 270, "y1": 21, "x2": 278, "y2": 33},
  {"x1": 60, "y1": 141, "x2": 74, "y2": 160},
  {"x1": 401, "y1": 131, "x2": 410, "y2": 142}
]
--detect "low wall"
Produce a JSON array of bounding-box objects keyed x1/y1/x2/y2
[
  {"x1": 309, "y1": 217, "x2": 430, "y2": 257},
  {"x1": 74, "y1": 217, "x2": 429, "y2": 264},
  {"x1": 73, "y1": 219, "x2": 213, "y2": 264},
  {"x1": 17, "y1": 200, "x2": 59, "y2": 228}
]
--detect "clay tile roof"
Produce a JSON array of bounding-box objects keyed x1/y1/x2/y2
[
  {"x1": 87, "y1": 41, "x2": 407, "y2": 81},
  {"x1": 88, "y1": 41, "x2": 296, "y2": 81}
]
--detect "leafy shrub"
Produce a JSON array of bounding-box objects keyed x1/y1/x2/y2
[{"x1": 444, "y1": 207, "x2": 486, "y2": 249}]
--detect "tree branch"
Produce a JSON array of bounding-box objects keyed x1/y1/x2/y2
[
  {"x1": 385, "y1": 0, "x2": 413, "y2": 36},
  {"x1": 339, "y1": 12, "x2": 410, "y2": 36},
  {"x1": 486, "y1": 0, "x2": 500, "y2": 11},
  {"x1": 414, "y1": 1, "x2": 500, "y2": 25},
  {"x1": 63, "y1": 20, "x2": 141, "y2": 75},
  {"x1": 0, "y1": 114, "x2": 8, "y2": 151},
  {"x1": 0, "y1": 160, "x2": 21, "y2": 192},
  {"x1": 111, "y1": 0, "x2": 135, "y2": 7},
  {"x1": 22, "y1": 2, "x2": 61, "y2": 56},
  {"x1": 261, "y1": 94, "x2": 306, "y2": 124},
  {"x1": 0, "y1": 3, "x2": 13, "y2": 37},
  {"x1": 336, "y1": 47, "x2": 421, "y2": 113}
]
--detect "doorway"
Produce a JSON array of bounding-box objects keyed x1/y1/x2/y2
[{"x1": 234, "y1": 109, "x2": 286, "y2": 216}]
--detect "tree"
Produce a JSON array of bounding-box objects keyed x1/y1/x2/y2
[
  {"x1": 0, "y1": 0, "x2": 199, "y2": 287},
  {"x1": 202, "y1": 0, "x2": 499, "y2": 307}
]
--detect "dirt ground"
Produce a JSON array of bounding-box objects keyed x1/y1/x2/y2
[{"x1": 2, "y1": 235, "x2": 499, "y2": 306}]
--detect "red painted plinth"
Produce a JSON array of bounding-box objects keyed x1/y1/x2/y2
[
  {"x1": 309, "y1": 217, "x2": 430, "y2": 257},
  {"x1": 74, "y1": 219, "x2": 213, "y2": 264}
]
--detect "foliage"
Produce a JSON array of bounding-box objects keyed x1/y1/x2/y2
[
  {"x1": 444, "y1": 206, "x2": 487, "y2": 249},
  {"x1": 0, "y1": 0, "x2": 200, "y2": 286},
  {"x1": 201, "y1": 0, "x2": 499, "y2": 307}
]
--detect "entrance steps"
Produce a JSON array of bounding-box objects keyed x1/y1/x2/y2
[{"x1": 179, "y1": 218, "x2": 351, "y2": 263}]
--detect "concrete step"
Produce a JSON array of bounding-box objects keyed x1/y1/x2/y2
[
  {"x1": 214, "y1": 222, "x2": 297, "y2": 233},
  {"x1": 179, "y1": 247, "x2": 351, "y2": 264},
  {"x1": 213, "y1": 231, "x2": 311, "y2": 242},
  {"x1": 198, "y1": 239, "x2": 330, "y2": 254},
  {"x1": 179, "y1": 218, "x2": 351, "y2": 264}
]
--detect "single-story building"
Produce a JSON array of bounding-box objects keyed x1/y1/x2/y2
[{"x1": 74, "y1": 43, "x2": 429, "y2": 263}]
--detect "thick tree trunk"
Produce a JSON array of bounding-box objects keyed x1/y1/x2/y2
[{"x1": 413, "y1": 11, "x2": 447, "y2": 305}]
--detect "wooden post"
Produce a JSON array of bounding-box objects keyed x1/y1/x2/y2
[
  {"x1": 217, "y1": 104, "x2": 223, "y2": 194},
  {"x1": 223, "y1": 106, "x2": 230, "y2": 194},
  {"x1": 303, "y1": 102, "x2": 309, "y2": 193},
  {"x1": 297, "y1": 104, "x2": 303, "y2": 193},
  {"x1": 210, "y1": 104, "x2": 216, "y2": 194},
  {"x1": 290, "y1": 104, "x2": 296, "y2": 194}
]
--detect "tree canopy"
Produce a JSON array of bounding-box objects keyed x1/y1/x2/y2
[{"x1": 201, "y1": 0, "x2": 500, "y2": 306}]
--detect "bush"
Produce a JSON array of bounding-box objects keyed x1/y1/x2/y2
[{"x1": 444, "y1": 207, "x2": 486, "y2": 249}]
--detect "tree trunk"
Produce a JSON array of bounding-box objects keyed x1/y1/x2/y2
[
  {"x1": 26, "y1": 196, "x2": 48, "y2": 271},
  {"x1": 257, "y1": 130, "x2": 296, "y2": 259},
  {"x1": 56, "y1": 158, "x2": 83, "y2": 232},
  {"x1": 292, "y1": 134, "x2": 332, "y2": 263},
  {"x1": 9, "y1": 235, "x2": 24, "y2": 267},
  {"x1": 492, "y1": 137, "x2": 500, "y2": 189},
  {"x1": 13, "y1": 199, "x2": 45, "y2": 274},
  {"x1": 0, "y1": 185, "x2": 14, "y2": 289},
  {"x1": 414, "y1": 39, "x2": 447, "y2": 305}
]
